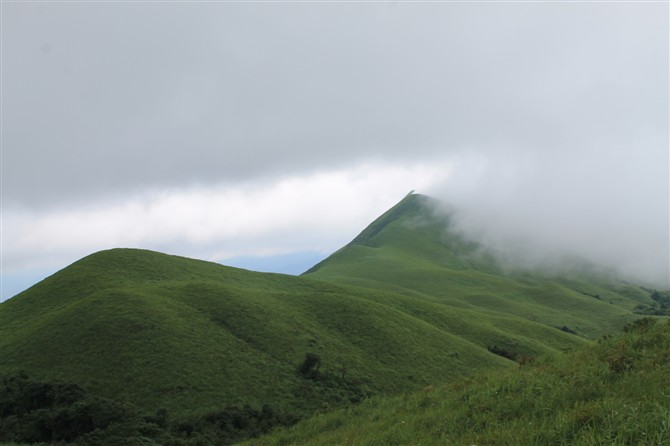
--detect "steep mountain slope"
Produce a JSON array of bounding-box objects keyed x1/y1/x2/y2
[
  {"x1": 306, "y1": 193, "x2": 655, "y2": 339},
  {"x1": 0, "y1": 194, "x2": 658, "y2": 424}
]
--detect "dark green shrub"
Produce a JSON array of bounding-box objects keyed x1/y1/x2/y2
[
  {"x1": 487, "y1": 345, "x2": 517, "y2": 361},
  {"x1": 559, "y1": 325, "x2": 577, "y2": 334},
  {"x1": 623, "y1": 317, "x2": 656, "y2": 333},
  {"x1": 298, "y1": 353, "x2": 322, "y2": 379}
]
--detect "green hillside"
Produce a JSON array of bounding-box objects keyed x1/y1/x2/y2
[
  {"x1": 244, "y1": 317, "x2": 670, "y2": 446},
  {"x1": 1, "y1": 248, "x2": 518, "y2": 418},
  {"x1": 0, "y1": 193, "x2": 665, "y2": 445},
  {"x1": 306, "y1": 193, "x2": 656, "y2": 339}
]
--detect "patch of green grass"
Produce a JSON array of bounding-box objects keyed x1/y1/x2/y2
[{"x1": 243, "y1": 318, "x2": 670, "y2": 446}]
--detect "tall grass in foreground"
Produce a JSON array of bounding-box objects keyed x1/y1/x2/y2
[{"x1": 244, "y1": 317, "x2": 670, "y2": 446}]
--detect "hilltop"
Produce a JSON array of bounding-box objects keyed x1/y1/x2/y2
[{"x1": 306, "y1": 193, "x2": 659, "y2": 339}]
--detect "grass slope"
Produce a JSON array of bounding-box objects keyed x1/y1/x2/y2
[
  {"x1": 1, "y1": 249, "x2": 519, "y2": 418},
  {"x1": 306, "y1": 193, "x2": 655, "y2": 340},
  {"x1": 243, "y1": 317, "x2": 670, "y2": 446}
]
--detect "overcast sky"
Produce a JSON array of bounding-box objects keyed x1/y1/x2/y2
[{"x1": 2, "y1": 1, "x2": 668, "y2": 301}]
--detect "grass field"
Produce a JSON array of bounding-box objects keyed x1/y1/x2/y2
[
  {"x1": 306, "y1": 194, "x2": 654, "y2": 339},
  {"x1": 243, "y1": 317, "x2": 670, "y2": 446},
  {"x1": 4, "y1": 247, "x2": 575, "y2": 417}
]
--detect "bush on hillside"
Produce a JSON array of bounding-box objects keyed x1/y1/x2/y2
[
  {"x1": 297, "y1": 353, "x2": 322, "y2": 379},
  {"x1": 487, "y1": 345, "x2": 517, "y2": 361}
]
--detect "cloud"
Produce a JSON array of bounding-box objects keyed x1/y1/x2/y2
[
  {"x1": 4, "y1": 160, "x2": 450, "y2": 273},
  {"x1": 2, "y1": 2, "x2": 667, "y2": 295},
  {"x1": 428, "y1": 142, "x2": 669, "y2": 287},
  {"x1": 5, "y1": 2, "x2": 666, "y2": 207}
]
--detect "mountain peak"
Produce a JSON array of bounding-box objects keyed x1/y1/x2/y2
[
  {"x1": 303, "y1": 193, "x2": 462, "y2": 276},
  {"x1": 348, "y1": 192, "x2": 435, "y2": 247}
]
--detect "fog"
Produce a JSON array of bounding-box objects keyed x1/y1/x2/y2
[
  {"x1": 427, "y1": 146, "x2": 669, "y2": 287},
  {"x1": 2, "y1": 2, "x2": 668, "y2": 298}
]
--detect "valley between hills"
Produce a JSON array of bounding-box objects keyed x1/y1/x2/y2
[{"x1": 1, "y1": 193, "x2": 668, "y2": 445}]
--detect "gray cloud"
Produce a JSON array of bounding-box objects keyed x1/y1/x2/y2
[
  {"x1": 428, "y1": 142, "x2": 669, "y2": 287},
  {"x1": 3, "y1": 2, "x2": 668, "y2": 287},
  {"x1": 5, "y1": 3, "x2": 666, "y2": 205}
]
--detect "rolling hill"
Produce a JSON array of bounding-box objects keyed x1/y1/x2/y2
[
  {"x1": 0, "y1": 193, "x2": 665, "y2": 444},
  {"x1": 0, "y1": 248, "x2": 513, "y2": 416},
  {"x1": 306, "y1": 193, "x2": 658, "y2": 339}
]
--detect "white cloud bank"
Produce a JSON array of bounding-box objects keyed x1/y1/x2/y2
[
  {"x1": 3, "y1": 149, "x2": 668, "y2": 301},
  {"x1": 4, "y1": 160, "x2": 450, "y2": 277},
  {"x1": 427, "y1": 145, "x2": 669, "y2": 288}
]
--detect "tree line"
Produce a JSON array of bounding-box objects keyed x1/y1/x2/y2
[{"x1": 0, "y1": 373, "x2": 298, "y2": 445}]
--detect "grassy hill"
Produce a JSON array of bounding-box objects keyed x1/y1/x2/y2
[
  {"x1": 243, "y1": 317, "x2": 670, "y2": 446},
  {"x1": 306, "y1": 193, "x2": 657, "y2": 340},
  {"x1": 0, "y1": 193, "x2": 665, "y2": 444},
  {"x1": 1, "y1": 245, "x2": 593, "y2": 418},
  {"x1": 1, "y1": 248, "x2": 519, "y2": 418}
]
